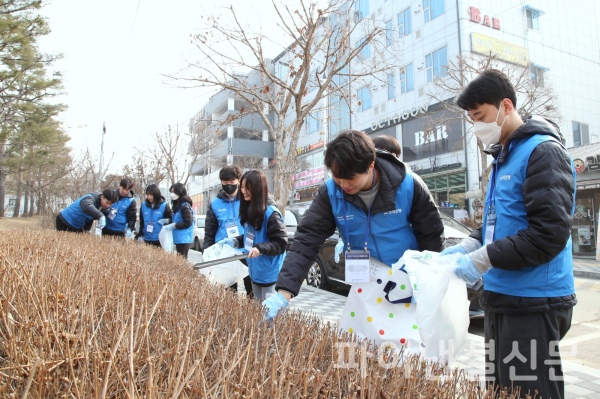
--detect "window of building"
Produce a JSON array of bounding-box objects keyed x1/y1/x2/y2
[
  {"x1": 357, "y1": 87, "x2": 372, "y2": 112},
  {"x1": 278, "y1": 63, "x2": 288, "y2": 80},
  {"x1": 525, "y1": 5, "x2": 544, "y2": 30},
  {"x1": 385, "y1": 20, "x2": 393, "y2": 46},
  {"x1": 307, "y1": 111, "x2": 321, "y2": 134},
  {"x1": 426, "y1": 46, "x2": 448, "y2": 82},
  {"x1": 573, "y1": 122, "x2": 590, "y2": 147},
  {"x1": 424, "y1": 0, "x2": 444, "y2": 23},
  {"x1": 400, "y1": 63, "x2": 414, "y2": 93},
  {"x1": 355, "y1": 0, "x2": 369, "y2": 20},
  {"x1": 530, "y1": 64, "x2": 548, "y2": 87},
  {"x1": 387, "y1": 74, "x2": 395, "y2": 100},
  {"x1": 398, "y1": 7, "x2": 411, "y2": 37},
  {"x1": 356, "y1": 37, "x2": 370, "y2": 59}
]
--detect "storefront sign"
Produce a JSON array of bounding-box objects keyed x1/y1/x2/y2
[
  {"x1": 296, "y1": 140, "x2": 324, "y2": 156},
  {"x1": 402, "y1": 109, "x2": 464, "y2": 162},
  {"x1": 295, "y1": 187, "x2": 319, "y2": 202},
  {"x1": 370, "y1": 103, "x2": 429, "y2": 132},
  {"x1": 574, "y1": 155, "x2": 600, "y2": 173},
  {"x1": 472, "y1": 199, "x2": 483, "y2": 211},
  {"x1": 469, "y1": 7, "x2": 501, "y2": 30},
  {"x1": 293, "y1": 166, "x2": 325, "y2": 188},
  {"x1": 471, "y1": 32, "x2": 529, "y2": 67},
  {"x1": 574, "y1": 158, "x2": 586, "y2": 173},
  {"x1": 577, "y1": 226, "x2": 591, "y2": 245}
]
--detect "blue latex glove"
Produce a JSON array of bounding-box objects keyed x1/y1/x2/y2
[
  {"x1": 157, "y1": 218, "x2": 170, "y2": 226},
  {"x1": 126, "y1": 229, "x2": 132, "y2": 238},
  {"x1": 138, "y1": 237, "x2": 143, "y2": 244},
  {"x1": 440, "y1": 244, "x2": 467, "y2": 257},
  {"x1": 217, "y1": 238, "x2": 235, "y2": 247},
  {"x1": 163, "y1": 223, "x2": 175, "y2": 231},
  {"x1": 454, "y1": 254, "x2": 484, "y2": 284},
  {"x1": 334, "y1": 240, "x2": 344, "y2": 263},
  {"x1": 97, "y1": 215, "x2": 106, "y2": 229},
  {"x1": 263, "y1": 292, "x2": 289, "y2": 321}
]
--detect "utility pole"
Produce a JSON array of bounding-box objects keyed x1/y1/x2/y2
[{"x1": 99, "y1": 122, "x2": 106, "y2": 190}]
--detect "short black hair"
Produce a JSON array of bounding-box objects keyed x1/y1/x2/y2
[
  {"x1": 324, "y1": 130, "x2": 376, "y2": 179},
  {"x1": 102, "y1": 189, "x2": 118, "y2": 204},
  {"x1": 120, "y1": 177, "x2": 134, "y2": 190},
  {"x1": 456, "y1": 69, "x2": 517, "y2": 111},
  {"x1": 219, "y1": 165, "x2": 242, "y2": 182},
  {"x1": 373, "y1": 135, "x2": 401, "y2": 157}
]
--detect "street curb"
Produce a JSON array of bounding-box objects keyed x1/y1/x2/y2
[{"x1": 573, "y1": 269, "x2": 600, "y2": 280}]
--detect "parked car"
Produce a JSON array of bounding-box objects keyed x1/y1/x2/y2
[
  {"x1": 192, "y1": 215, "x2": 206, "y2": 252},
  {"x1": 299, "y1": 212, "x2": 484, "y2": 318}
]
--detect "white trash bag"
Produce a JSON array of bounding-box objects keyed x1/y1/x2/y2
[
  {"x1": 401, "y1": 250, "x2": 470, "y2": 363},
  {"x1": 198, "y1": 243, "x2": 248, "y2": 286},
  {"x1": 158, "y1": 227, "x2": 175, "y2": 253},
  {"x1": 339, "y1": 256, "x2": 422, "y2": 354}
]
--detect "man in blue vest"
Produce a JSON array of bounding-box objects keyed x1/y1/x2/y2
[
  {"x1": 264, "y1": 130, "x2": 444, "y2": 316},
  {"x1": 103, "y1": 178, "x2": 137, "y2": 238},
  {"x1": 56, "y1": 189, "x2": 118, "y2": 232},
  {"x1": 204, "y1": 165, "x2": 253, "y2": 297},
  {"x1": 442, "y1": 70, "x2": 576, "y2": 399}
]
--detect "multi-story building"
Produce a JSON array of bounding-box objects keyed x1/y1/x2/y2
[{"x1": 288, "y1": 0, "x2": 600, "y2": 257}]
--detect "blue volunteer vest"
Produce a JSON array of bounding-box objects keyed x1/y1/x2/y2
[
  {"x1": 60, "y1": 194, "x2": 95, "y2": 230},
  {"x1": 325, "y1": 172, "x2": 418, "y2": 266},
  {"x1": 211, "y1": 196, "x2": 244, "y2": 242},
  {"x1": 141, "y1": 201, "x2": 167, "y2": 242},
  {"x1": 172, "y1": 203, "x2": 194, "y2": 245},
  {"x1": 105, "y1": 195, "x2": 135, "y2": 231},
  {"x1": 244, "y1": 205, "x2": 286, "y2": 284},
  {"x1": 482, "y1": 134, "x2": 576, "y2": 297}
]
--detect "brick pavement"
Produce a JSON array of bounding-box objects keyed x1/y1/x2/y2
[{"x1": 573, "y1": 257, "x2": 600, "y2": 280}]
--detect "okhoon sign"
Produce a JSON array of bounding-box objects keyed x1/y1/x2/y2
[{"x1": 370, "y1": 103, "x2": 429, "y2": 132}]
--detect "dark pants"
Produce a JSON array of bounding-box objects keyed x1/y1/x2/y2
[
  {"x1": 175, "y1": 243, "x2": 191, "y2": 259},
  {"x1": 55, "y1": 216, "x2": 83, "y2": 233},
  {"x1": 144, "y1": 240, "x2": 161, "y2": 247},
  {"x1": 484, "y1": 307, "x2": 573, "y2": 399},
  {"x1": 230, "y1": 275, "x2": 254, "y2": 296},
  {"x1": 102, "y1": 228, "x2": 125, "y2": 238}
]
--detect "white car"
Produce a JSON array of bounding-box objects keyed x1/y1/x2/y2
[{"x1": 193, "y1": 215, "x2": 206, "y2": 252}]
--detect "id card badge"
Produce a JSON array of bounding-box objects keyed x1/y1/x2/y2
[
  {"x1": 226, "y1": 221, "x2": 240, "y2": 238},
  {"x1": 244, "y1": 230, "x2": 254, "y2": 252},
  {"x1": 146, "y1": 222, "x2": 154, "y2": 233},
  {"x1": 107, "y1": 208, "x2": 117, "y2": 220},
  {"x1": 485, "y1": 213, "x2": 496, "y2": 245},
  {"x1": 345, "y1": 251, "x2": 370, "y2": 283}
]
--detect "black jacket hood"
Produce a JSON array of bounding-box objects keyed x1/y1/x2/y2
[
  {"x1": 216, "y1": 189, "x2": 238, "y2": 202},
  {"x1": 117, "y1": 189, "x2": 135, "y2": 200},
  {"x1": 487, "y1": 116, "x2": 566, "y2": 164},
  {"x1": 145, "y1": 196, "x2": 166, "y2": 208}
]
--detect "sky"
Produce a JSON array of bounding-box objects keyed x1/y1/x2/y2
[{"x1": 38, "y1": 0, "x2": 290, "y2": 173}]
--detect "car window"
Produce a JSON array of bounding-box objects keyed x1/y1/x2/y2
[
  {"x1": 440, "y1": 213, "x2": 470, "y2": 234},
  {"x1": 197, "y1": 217, "x2": 205, "y2": 228},
  {"x1": 285, "y1": 210, "x2": 298, "y2": 227}
]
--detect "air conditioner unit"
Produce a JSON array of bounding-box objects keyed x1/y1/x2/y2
[
  {"x1": 415, "y1": 29, "x2": 421, "y2": 39},
  {"x1": 380, "y1": 103, "x2": 387, "y2": 113}
]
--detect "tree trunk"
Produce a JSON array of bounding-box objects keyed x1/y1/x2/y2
[
  {"x1": 23, "y1": 182, "x2": 29, "y2": 218},
  {"x1": 36, "y1": 192, "x2": 41, "y2": 215},
  {"x1": 12, "y1": 142, "x2": 24, "y2": 218},
  {"x1": 0, "y1": 140, "x2": 5, "y2": 218},
  {"x1": 29, "y1": 187, "x2": 35, "y2": 217}
]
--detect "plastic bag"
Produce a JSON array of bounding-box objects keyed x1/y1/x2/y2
[
  {"x1": 198, "y1": 243, "x2": 248, "y2": 286},
  {"x1": 401, "y1": 250, "x2": 470, "y2": 363},
  {"x1": 338, "y1": 256, "x2": 422, "y2": 354},
  {"x1": 158, "y1": 227, "x2": 175, "y2": 253}
]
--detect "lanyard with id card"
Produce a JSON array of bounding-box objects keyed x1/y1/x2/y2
[
  {"x1": 341, "y1": 171, "x2": 376, "y2": 284},
  {"x1": 244, "y1": 224, "x2": 254, "y2": 252},
  {"x1": 226, "y1": 199, "x2": 240, "y2": 238},
  {"x1": 485, "y1": 162, "x2": 499, "y2": 245},
  {"x1": 146, "y1": 221, "x2": 154, "y2": 233},
  {"x1": 107, "y1": 208, "x2": 117, "y2": 220}
]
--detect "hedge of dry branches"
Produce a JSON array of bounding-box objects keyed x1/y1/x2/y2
[{"x1": 0, "y1": 230, "x2": 525, "y2": 398}]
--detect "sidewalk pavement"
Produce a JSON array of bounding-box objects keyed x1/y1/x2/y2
[
  {"x1": 188, "y1": 249, "x2": 600, "y2": 398},
  {"x1": 573, "y1": 257, "x2": 600, "y2": 280}
]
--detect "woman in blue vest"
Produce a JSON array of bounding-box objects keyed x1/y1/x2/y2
[
  {"x1": 103, "y1": 178, "x2": 137, "y2": 238},
  {"x1": 218, "y1": 170, "x2": 288, "y2": 301},
  {"x1": 163, "y1": 183, "x2": 194, "y2": 259},
  {"x1": 56, "y1": 189, "x2": 118, "y2": 232},
  {"x1": 135, "y1": 184, "x2": 173, "y2": 247}
]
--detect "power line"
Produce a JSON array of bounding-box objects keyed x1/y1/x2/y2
[{"x1": 126, "y1": 0, "x2": 143, "y2": 50}]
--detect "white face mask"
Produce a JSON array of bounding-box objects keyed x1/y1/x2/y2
[
  {"x1": 472, "y1": 107, "x2": 507, "y2": 148},
  {"x1": 170, "y1": 193, "x2": 179, "y2": 201}
]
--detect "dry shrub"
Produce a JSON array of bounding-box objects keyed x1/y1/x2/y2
[{"x1": 0, "y1": 229, "x2": 524, "y2": 398}]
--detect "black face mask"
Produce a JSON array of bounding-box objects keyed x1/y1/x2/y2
[{"x1": 223, "y1": 184, "x2": 238, "y2": 196}]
